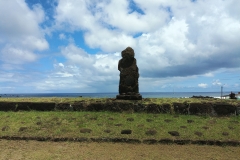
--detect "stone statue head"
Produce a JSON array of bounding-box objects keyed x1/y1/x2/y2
[{"x1": 121, "y1": 47, "x2": 134, "y2": 58}]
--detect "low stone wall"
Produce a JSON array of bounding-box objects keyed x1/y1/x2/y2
[
  {"x1": 0, "y1": 102, "x2": 55, "y2": 111},
  {"x1": 0, "y1": 136, "x2": 239, "y2": 146},
  {"x1": 0, "y1": 100, "x2": 239, "y2": 116}
]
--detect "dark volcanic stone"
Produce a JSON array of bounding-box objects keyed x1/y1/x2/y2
[
  {"x1": 180, "y1": 126, "x2": 187, "y2": 129},
  {"x1": 228, "y1": 126, "x2": 235, "y2": 130},
  {"x1": 189, "y1": 103, "x2": 212, "y2": 115},
  {"x1": 159, "y1": 138, "x2": 174, "y2": 144},
  {"x1": 127, "y1": 118, "x2": 134, "y2": 121},
  {"x1": 146, "y1": 119, "x2": 153, "y2": 122},
  {"x1": 173, "y1": 102, "x2": 188, "y2": 114},
  {"x1": 137, "y1": 124, "x2": 144, "y2": 127},
  {"x1": 202, "y1": 126, "x2": 209, "y2": 130},
  {"x1": 168, "y1": 131, "x2": 180, "y2": 136},
  {"x1": 80, "y1": 128, "x2": 92, "y2": 133},
  {"x1": 187, "y1": 120, "x2": 194, "y2": 123},
  {"x1": 213, "y1": 104, "x2": 236, "y2": 116},
  {"x1": 116, "y1": 47, "x2": 142, "y2": 100},
  {"x1": 222, "y1": 132, "x2": 229, "y2": 136},
  {"x1": 143, "y1": 139, "x2": 158, "y2": 144},
  {"x1": 174, "y1": 140, "x2": 191, "y2": 145},
  {"x1": 104, "y1": 129, "x2": 111, "y2": 133},
  {"x1": 121, "y1": 129, "x2": 132, "y2": 134},
  {"x1": 36, "y1": 121, "x2": 42, "y2": 125},
  {"x1": 19, "y1": 127, "x2": 28, "y2": 132},
  {"x1": 89, "y1": 117, "x2": 97, "y2": 120},
  {"x1": 164, "y1": 119, "x2": 172, "y2": 123},
  {"x1": 145, "y1": 129, "x2": 157, "y2": 136},
  {"x1": 194, "y1": 131, "x2": 203, "y2": 137},
  {"x1": 2, "y1": 126, "x2": 9, "y2": 131}
]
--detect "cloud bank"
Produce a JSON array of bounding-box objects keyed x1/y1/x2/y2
[{"x1": 0, "y1": 0, "x2": 240, "y2": 93}]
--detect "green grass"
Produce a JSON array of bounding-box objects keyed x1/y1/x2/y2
[
  {"x1": 0, "y1": 111, "x2": 239, "y2": 141},
  {"x1": 1, "y1": 97, "x2": 239, "y2": 105}
]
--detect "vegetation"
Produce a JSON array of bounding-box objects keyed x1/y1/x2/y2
[
  {"x1": 0, "y1": 97, "x2": 239, "y2": 105},
  {"x1": 0, "y1": 111, "x2": 239, "y2": 141}
]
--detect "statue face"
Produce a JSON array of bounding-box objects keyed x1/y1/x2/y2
[{"x1": 121, "y1": 47, "x2": 134, "y2": 58}]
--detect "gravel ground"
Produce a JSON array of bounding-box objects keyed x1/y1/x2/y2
[{"x1": 0, "y1": 140, "x2": 240, "y2": 160}]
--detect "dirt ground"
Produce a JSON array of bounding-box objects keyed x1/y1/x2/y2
[{"x1": 0, "y1": 140, "x2": 240, "y2": 160}]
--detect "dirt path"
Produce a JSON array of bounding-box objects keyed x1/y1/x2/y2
[{"x1": 0, "y1": 140, "x2": 240, "y2": 160}]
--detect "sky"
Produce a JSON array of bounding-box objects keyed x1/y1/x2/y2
[{"x1": 0, "y1": 0, "x2": 240, "y2": 93}]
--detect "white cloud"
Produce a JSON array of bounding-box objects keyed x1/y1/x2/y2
[
  {"x1": 203, "y1": 73, "x2": 214, "y2": 77},
  {"x1": 212, "y1": 79, "x2": 222, "y2": 86},
  {"x1": 1, "y1": 45, "x2": 37, "y2": 64},
  {"x1": 60, "y1": 44, "x2": 94, "y2": 67},
  {"x1": 59, "y1": 33, "x2": 66, "y2": 40},
  {"x1": 31, "y1": 43, "x2": 121, "y2": 92},
  {"x1": 2, "y1": 0, "x2": 240, "y2": 93},
  {"x1": 0, "y1": 0, "x2": 48, "y2": 66},
  {"x1": 198, "y1": 83, "x2": 208, "y2": 88},
  {"x1": 48, "y1": 0, "x2": 240, "y2": 92}
]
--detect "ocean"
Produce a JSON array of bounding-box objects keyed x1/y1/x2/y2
[{"x1": 0, "y1": 92, "x2": 231, "y2": 98}]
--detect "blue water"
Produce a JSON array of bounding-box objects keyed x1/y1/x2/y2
[{"x1": 0, "y1": 92, "x2": 230, "y2": 98}]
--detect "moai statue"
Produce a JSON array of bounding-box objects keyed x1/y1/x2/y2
[{"x1": 116, "y1": 47, "x2": 142, "y2": 100}]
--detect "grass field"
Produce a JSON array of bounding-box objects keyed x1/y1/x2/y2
[
  {"x1": 0, "y1": 98, "x2": 240, "y2": 159},
  {"x1": 0, "y1": 111, "x2": 239, "y2": 141}
]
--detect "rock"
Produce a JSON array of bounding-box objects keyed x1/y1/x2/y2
[
  {"x1": 36, "y1": 121, "x2": 42, "y2": 125},
  {"x1": 127, "y1": 117, "x2": 134, "y2": 121},
  {"x1": 202, "y1": 126, "x2": 209, "y2": 130},
  {"x1": 145, "y1": 129, "x2": 157, "y2": 136},
  {"x1": 222, "y1": 132, "x2": 229, "y2": 136},
  {"x1": 164, "y1": 119, "x2": 172, "y2": 123},
  {"x1": 80, "y1": 128, "x2": 92, "y2": 133},
  {"x1": 121, "y1": 129, "x2": 132, "y2": 134},
  {"x1": 2, "y1": 126, "x2": 9, "y2": 131},
  {"x1": 180, "y1": 126, "x2": 187, "y2": 129},
  {"x1": 187, "y1": 120, "x2": 194, "y2": 123},
  {"x1": 19, "y1": 127, "x2": 28, "y2": 132},
  {"x1": 146, "y1": 119, "x2": 153, "y2": 122},
  {"x1": 116, "y1": 47, "x2": 142, "y2": 100},
  {"x1": 228, "y1": 126, "x2": 234, "y2": 130},
  {"x1": 194, "y1": 131, "x2": 203, "y2": 137},
  {"x1": 168, "y1": 131, "x2": 180, "y2": 136},
  {"x1": 104, "y1": 129, "x2": 111, "y2": 133}
]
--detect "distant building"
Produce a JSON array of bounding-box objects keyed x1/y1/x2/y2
[{"x1": 222, "y1": 92, "x2": 240, "y2": 99}]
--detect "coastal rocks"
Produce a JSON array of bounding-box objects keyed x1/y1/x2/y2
[{"x1": 116, "y1": 47, "x2": 142, "y2": 100}]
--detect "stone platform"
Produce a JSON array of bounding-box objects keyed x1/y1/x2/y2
[{"x1": 116, "y1": 94, "x2": 142, "y2": 100}]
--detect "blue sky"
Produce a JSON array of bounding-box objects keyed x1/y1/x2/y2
[{"x1": 0, "y1": 0, "x2": 240, "y2": 93}]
